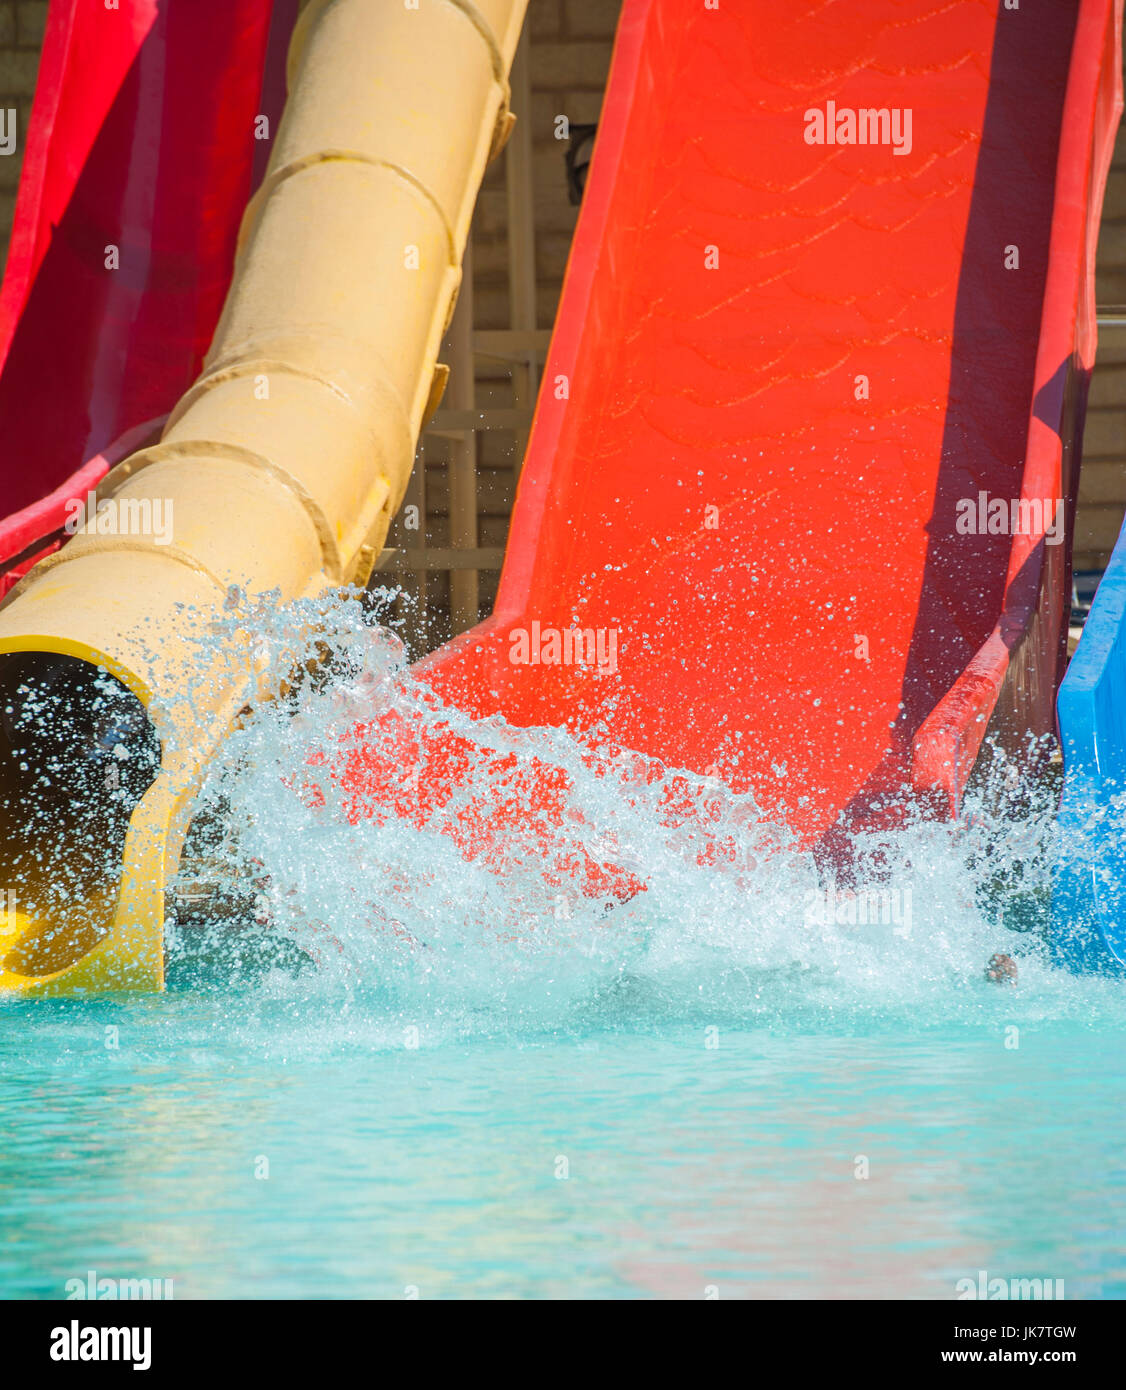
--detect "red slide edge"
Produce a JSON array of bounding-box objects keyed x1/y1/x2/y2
[{"x1": 912, "y1": 0, "x2": 1125, "y2": 815}]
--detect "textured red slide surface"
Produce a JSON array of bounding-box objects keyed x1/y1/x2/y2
[{"x1": 419, "y1": 0, "x2": 1115, "y2": 850}]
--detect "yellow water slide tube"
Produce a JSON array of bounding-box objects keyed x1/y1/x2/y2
[{"x1": 0, "y1": 0, "x2": 528, "y2": 994}]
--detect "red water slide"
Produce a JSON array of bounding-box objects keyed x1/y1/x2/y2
[
  {"x1": 0, "y1": 0, "x2": 291, "y2": 592},
  {"x1": 0, "y1": 0, "x2": 1120, "y2": 885},
  {"x1": 411, "y1": 0, "x2": 1122, "y2": 855}
]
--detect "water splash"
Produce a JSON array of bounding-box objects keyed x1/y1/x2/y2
[{"x1": 165, "y1": 591, "x2": 1126, "y2": 1038}]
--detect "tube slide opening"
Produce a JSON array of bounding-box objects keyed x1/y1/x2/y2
[{"x1": 0, "y1": 653, "x2": 160, "y2": 980}]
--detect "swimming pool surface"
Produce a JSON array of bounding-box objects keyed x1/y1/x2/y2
[
  {"x1": 2, "y1": 989, "x2": 1123, "y2": 1299},
  {"x1": 2, "y1": 620, "x2": 1123, "y2": 1301}
]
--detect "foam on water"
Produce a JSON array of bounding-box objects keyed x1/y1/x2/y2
[{"x1": 161, "y1": 592, "x2": 1126, "y2": 1042}]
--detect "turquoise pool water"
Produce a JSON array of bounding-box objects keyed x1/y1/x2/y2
[
  {"x1": 2, "y1": 603, "x2": 1124, "y2": 1299},
  {"x1": 2, "y1": 996, "x2": 1125, "y2": 1299}
]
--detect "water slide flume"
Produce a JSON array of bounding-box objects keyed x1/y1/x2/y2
[
  {"x1": 1, "y1": 0, "x2": 1123, "y2": 994},
  {"x1": 0, "y1": 0, "x2": 529, "y2": 993},
  {"x1": 1053, "y1": 536, "x2": 1126, "y2": 973},
  {"x1": 334, "y1": 0, "x2": 1122, "y2": 957}
]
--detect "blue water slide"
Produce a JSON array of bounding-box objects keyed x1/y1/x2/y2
[{"x1": 1053, "y1": 528, "x2": 1126, "y2": 974}]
